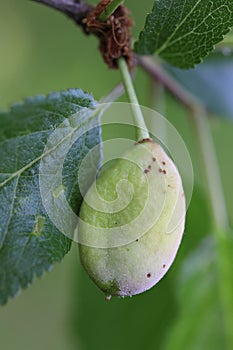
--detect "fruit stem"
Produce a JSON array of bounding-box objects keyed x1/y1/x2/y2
[
  {"x1": 99, "y1": 0, "x2": 124, "y2": 21},
  {"x1": 118, "y1": 57, "x2": 150, "y2": 141}
]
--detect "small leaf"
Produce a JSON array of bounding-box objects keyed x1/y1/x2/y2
[
  {"x1": 0, "y1": 89, "x2": 102, "y2": 305},
  {"x1": 135, "y1": 0, "x2": 233, "y2": 68},
  {"x1": 163, "y1": 235, "x2": 233, "y2": 350}
]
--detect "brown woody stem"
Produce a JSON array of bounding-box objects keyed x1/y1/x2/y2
[{"x1": 30, "y1": 0, "x2": 93, "y2": 26}]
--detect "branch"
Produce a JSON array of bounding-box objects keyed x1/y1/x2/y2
[{"x1": 31, "y1": 0, "x2": 94, "y2": 26}]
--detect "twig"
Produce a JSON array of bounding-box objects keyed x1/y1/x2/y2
[{"x1": 30, "y1": 0, "x2": 93, "y2": 26}]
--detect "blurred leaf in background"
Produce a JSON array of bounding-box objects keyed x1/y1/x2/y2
[
  {"x1": 165, "y1": 53, "x2": 233, "y2": 119},
  {"x1": 163, "y1": 235, "x2": 233, "y2": 350}
]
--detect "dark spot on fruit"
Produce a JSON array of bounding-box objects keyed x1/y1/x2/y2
[
  {"x1": 163, "y1": 264, "x2": 166, "y2": 268},
  {"x1": 148, "y1": 165, "x2": 152, "y2": 170},
  {"x1": 159, "y1": 168, "x2": 167, "y2": 174},
  {"x1": 144, "y1": 169, "x2": 149, "y2": 173},
  {"x1": 152, "y1": 157, "x2": 156, "y2": 162},
  {"x1": 162, "y1": 161, "x2": 166, "y2": 165},
  {"x1": 136, "y1": 239, "x2": 139, "y2": 242},
  {"x1": 147, "y1": 273, "x2": 151, "y2": 278}
]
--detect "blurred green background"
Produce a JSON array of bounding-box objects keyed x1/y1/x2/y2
[{"x1": 0, "y1": 1, "x2": 232, "y2": 350}]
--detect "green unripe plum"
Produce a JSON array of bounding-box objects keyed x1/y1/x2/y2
[{"x1": 78, "y1": 139, "x2": 185, "y2": 298}]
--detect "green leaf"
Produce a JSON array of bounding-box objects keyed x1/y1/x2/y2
[
  {"x1": 163, "y1": 235, "x2": 233, "y2": 350},
  {"x1": 135, "y1": 0, "x2": 233, "y2": 68},
  {"x1": 0, "y1": 89, "x2": 102, "y2": 305}
]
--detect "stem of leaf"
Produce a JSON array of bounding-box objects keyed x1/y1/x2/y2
[
  {"x1": 100, "y1": 82, "x2": 125, "y2": 104},
  {"x1": 190, "y1": 106, "x2": 229, "y2": 234},
  {"x1": 118, "y1": 57, "x2": 150, "y2": 141},
  {"x1": 99, "y1": 0, "x2": 124, "y2": 21}
]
